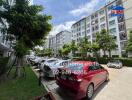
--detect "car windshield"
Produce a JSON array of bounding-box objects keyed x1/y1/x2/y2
[
  {"x1": 110, "y1": 60, "x2": 120, "y2": 63},
  {"x1": 47, "y1": 60, "x2": 57, "y2": 63},
  {"x1": 66, "y1": 63, "x2": 83, "y2": 70}
]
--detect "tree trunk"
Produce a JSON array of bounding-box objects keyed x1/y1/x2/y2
[
  {"x1": 15, "y1": 56, "x2": 25, "y2": 78},
  {"x1": 108, "y1": 50, "x2": 112, "y2": 58},
  {"x1": 94, "y1": 51, "x2": 99, "y2": 61},
  {"x1": 103, "y1": 50, "x2": 106, "y2": 57}
]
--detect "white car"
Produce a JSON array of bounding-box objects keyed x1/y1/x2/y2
[
  {"x1": 107, "y1": 60, "x2": 123, "y2": 69},
  {"x1": 43, "y1": 60, "x2": 71, "y2": 77},
  {"x1": 39, "y1": 58, "x2": 58, "y2": 71}
]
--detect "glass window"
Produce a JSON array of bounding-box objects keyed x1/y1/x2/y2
[
  {"x1": 100, "y1": 23, "x2": 105, "y2": 29},
  {"x1": 67, "y1": 63, "x2": 83, "y2": 70},
  {"x1": 109, "y1": 28, "x2": 116, "y2": 34},
  {"x1": 99, "y1": 10, "x2": 105, "y2": 15},
  {"x1": 100, "y1": 16, "x2": 105, "y2": 22},
  {"x1": 87, "y1": 29, "x2": 90, "y2": 34},
  {"x1": 109, "y1": 20, "x2": 116, "y2": 26}
]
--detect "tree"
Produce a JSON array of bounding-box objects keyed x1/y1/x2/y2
[
  {"x1": 106, "y1": 36, "x2": 117, "y2": 58},
  {"x1": 77, "y1": 37, "x2": 91, "y2": 58},
  {"x1": 96, "y1": 29, "x2": 108, "y2": 57},
  {"x1": 34, "y1": 48, "x2": 41, "y2": 56},
  {"x1": 126, "y1": 31, "x2": 132, "y2": 52},
  {"x1": 0, "y1": 0, "x2": 52, "y2": 77},
  {"x1": 60, "y1": 44, "x2": 71, "y2": 58},
  {"x1": 69, "y1": 40, "x2": 78, "y2": 57},
  {"x1": 91, "y1": 42, "x2": 100, "y2": 60},
  {"x1": 43, "y1": 48, "x2": 52, "y2": 57},
  {"x1": 96, "y1": 29, "x2": 117, "y2": 57}
]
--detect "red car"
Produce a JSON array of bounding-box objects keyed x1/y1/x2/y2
[{"x1": 56, "y1": 61, "x2": 109, "y2": 100}]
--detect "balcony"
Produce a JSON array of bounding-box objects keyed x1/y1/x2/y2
[{"x1": 118, "y1": 16, "x2": 124, "y2": 23}]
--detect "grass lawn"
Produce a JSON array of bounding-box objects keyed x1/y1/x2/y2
[{"x1": 0, "y1": 67, "x2": 46, "y2": 100}]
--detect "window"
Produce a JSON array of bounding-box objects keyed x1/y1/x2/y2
[
  {"x1": 100, "y1": 17, "x2": 105, "y2": 22},
  {"x1": 87, "y1": 35, "x2": 91, "y2": 40},
  {"x1": 87, "y1": 29, "x2": 90, "y2": 34},
  {"x1": 95, "y1": 13, "x2": 98, "y2": 18},
  {"x1": 87, "y1": 24, "x2": 90, "y2": 28},
  {"x1": 99, "y1": 10, "x2": 105, "y2": 15},
  {"x1": 108, "y1": 5, "x2": 114, "y2": 11},
  {"x1": 89, "y1": 65, "x2": 95, "y2": 71},
  {"x1": 109, "y1": 28, "x2": 116, "y2": 34},
  {"x1": 91, "y1": 15, "x2": 94, "y2": 19},
  {"x1": 118, "y1": 16, "x2": 124, "y2": 23},
  {"x1": 108, "y1": 14, "x2": 113, "y2": 18},
  {"x1": 82, "y1": 31, "x2": 85, "y2": 35},
  {"x1": 109, "y1": 20, "x2": 116, "y2": 26},
  {"x1": 95, "y1": 25, "x2": 99, "y2": 30},
  {"x1": 82, "y1": 26, "x2": 85, "y2": 30},
  {"x1": 89, "y1": 64, "x2": 103, "y2": 71},
  {"x1": 100, "y1": 23, "x2": 105, "y2": 29},
  {"x1": 119, "y1": 23, "x2": 125, "y2": 32},
  {"x1": 92, "y1": 27, "x2": 95, "y2": 32}
]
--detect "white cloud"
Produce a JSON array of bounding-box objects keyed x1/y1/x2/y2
[
  {"x1": 69, "y1": 0, "x2": 103, "y2": 16},
  {"x1": 49, "y1": 21, "x2": 76, "y2": 35}
]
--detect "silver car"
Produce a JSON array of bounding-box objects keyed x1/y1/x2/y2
[
  {"x1": 43, "y1": 60, "x2": 71, "y2": 77},
  {"x1": 107, "y1": 60, "x2": 123, "y2": 69}
]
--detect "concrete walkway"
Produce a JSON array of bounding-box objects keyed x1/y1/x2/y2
[{"x1": 31, "y1": 65, "x2": 132, "y2": 100}]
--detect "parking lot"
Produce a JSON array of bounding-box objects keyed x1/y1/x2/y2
[
  {"x1": 93, "y1": 65, "x2": 132, "y2": 100},
  {"x1": 32, "y1": 65, "x2": 132, "y2": 100}
]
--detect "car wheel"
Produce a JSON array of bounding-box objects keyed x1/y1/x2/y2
[
  {"x1": 105, "y1": 73, "x2": 109, "y2": 82},
  {"x1": 86, "y1": 84, "x2": 94, "y2": 100}
]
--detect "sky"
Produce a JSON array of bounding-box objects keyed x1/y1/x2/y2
[{"x1": 34, "y1": 0, "x2": 106, "y2": 35}]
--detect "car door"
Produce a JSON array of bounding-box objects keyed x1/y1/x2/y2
[
  {"x1": 94, "y1": 64, "x2": 107, "y2": 85},
  {"x1": 85, "y1": 65, "x2": 99, "y2": 87}
]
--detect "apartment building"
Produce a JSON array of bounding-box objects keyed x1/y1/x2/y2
[
  {"x1": 48, "y1": 30, "x2": 72, "y2": 56},
  {"x1": 123, "y1": 0, "x2": 132, "y2": 32},
  {"x1": 49, "y1": 35, "x2": 57, "y2": 56},
  {"x1": 71, "y1": 0, "x2": 129, "y2": 57}
]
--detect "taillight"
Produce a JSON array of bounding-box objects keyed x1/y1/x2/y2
[{"x1": 77, "y1": 79, "x2": 82, "y2": 82}]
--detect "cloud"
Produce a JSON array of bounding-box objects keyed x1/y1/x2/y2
[
  {"x1": 69, "y1": 0, "x2": 103, "y2": 16},
  {"x1": 49, "y1": 21, "x2": 76, "y2": 35}
]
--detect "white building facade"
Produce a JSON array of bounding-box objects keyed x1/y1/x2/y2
[
  {"x1": 71, "y1": 0, "x2": 129, "y2": 57},
  {"x1": 47, "y1": 31, "x2": 72, "y2": 56}
]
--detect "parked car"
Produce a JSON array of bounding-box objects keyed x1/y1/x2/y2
[
  {"x1": 31, "y1": 57, "x2": 43, "y2": 66},
  {"x1": 107, "y1": 60, "x2": 123, "y2": 69},
  {"x1": 56, "y1": 61, "x2": 109, "y2": 100},
  {"x1": 43, "y1": 60, "x2": 71, "y2": 77},
  {"x1": 39, "y1": 58, "x2": 58, "y2": 71}
]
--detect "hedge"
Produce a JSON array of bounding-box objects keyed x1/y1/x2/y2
[
  {"x1": 0, "y1": 57, "x2": 9, "y2": 76},
  {"x1": 72, "y1": 57, "x2": 132, "y2": 67},
  {"x1": 114, "y1": 58, "x2": 132, "y2": 67}
]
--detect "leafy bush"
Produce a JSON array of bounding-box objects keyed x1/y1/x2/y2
[
  {"x1": 114, "y1": 58, "x2": 132, "y2": 67},
  {"x1": 72, "y1": 56, "x2": 132, "y2": 67},
  {"x1": 0, "y1": 57, "x2": 9, "y2": 76}
]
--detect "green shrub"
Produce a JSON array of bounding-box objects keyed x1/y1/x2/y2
[
  {"x1": 72, "y1": 57, "x2": 132, "y2": 67},
  {"x1": 0, "y1": 57, "x2": 9, "y2": 76},
  {"x1": 114, "y1": 58, "x2": 132, "y2": 67}
]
